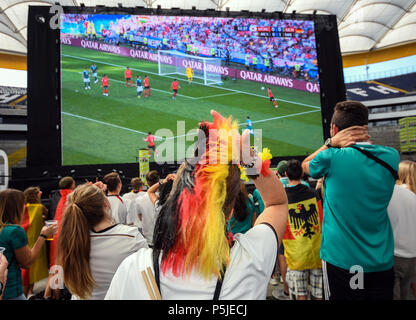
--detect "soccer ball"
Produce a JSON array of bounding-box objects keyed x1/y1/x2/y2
[{"x1": 261, "y1": 87, "x2": 265, "y2": 90}]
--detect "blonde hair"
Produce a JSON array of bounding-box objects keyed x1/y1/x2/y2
[
  {"x1": 397, "y1": 160, "x2": 416, "y2": 195},
  {"x1": 57, "y1": 184, "x2": 108, "y2": 299}
]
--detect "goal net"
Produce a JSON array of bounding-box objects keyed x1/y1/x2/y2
[{"x1": 157, "y1": 50, "x2": 222, "y2": 86}]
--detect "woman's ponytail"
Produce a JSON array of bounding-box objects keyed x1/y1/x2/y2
[{"x1": 57, "y1": 184, "x2": 106, "y2": 299}]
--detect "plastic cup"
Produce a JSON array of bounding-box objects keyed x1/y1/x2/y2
[{"x1": 44, "y1": 220, "x2": 58, "y2": 241}]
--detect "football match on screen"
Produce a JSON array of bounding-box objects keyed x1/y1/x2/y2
[{"x1": 60, "y1": 14, "x2": 323, "y2": 165}]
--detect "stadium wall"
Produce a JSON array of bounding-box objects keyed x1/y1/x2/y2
[
  {"x1": 342, "y1": 42, "x2": 416, "y2": 68},
  {"x1": 0, "y1": 52, "x2": 27, "y2": 71}
]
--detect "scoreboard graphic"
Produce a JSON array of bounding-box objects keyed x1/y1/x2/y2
[{"x1": 236, "y1": 25, "x2": 304, "y2": 37}]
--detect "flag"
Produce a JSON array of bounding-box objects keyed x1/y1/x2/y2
[{"x1": 21, "y1": 204, "x2": 49, "y2": 285}]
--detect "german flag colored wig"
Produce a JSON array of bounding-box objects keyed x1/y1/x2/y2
[{"x1": 152, "y1": 112, "x2": 241, "y2": 280}]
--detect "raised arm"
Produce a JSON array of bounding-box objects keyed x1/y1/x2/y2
[
  {"x1": 252, "y1": 171, "x2": 288, "y2": 247},
  {"x1": 14, "y1": 224, "x2": 57, "y2": 269},
  {"x1": 236, "y1": 125, "x2": 288, "y2": 245}
]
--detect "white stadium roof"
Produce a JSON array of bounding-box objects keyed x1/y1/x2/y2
[{"x1": 1, "y1": 0, "x2": 416, "y2": 55}]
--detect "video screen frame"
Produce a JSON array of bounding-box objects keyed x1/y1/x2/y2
[{"x1": 26, "y1": 6, "x2": 346, "y2": 168}]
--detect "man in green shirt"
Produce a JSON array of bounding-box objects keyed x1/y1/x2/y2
[{"x1": 302, "y1": 100, "x2": 399, "y2": 300}]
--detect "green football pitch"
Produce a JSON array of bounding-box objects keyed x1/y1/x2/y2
[{"x1": 61, "y1": 45, "x2": 323, "y2": 165}]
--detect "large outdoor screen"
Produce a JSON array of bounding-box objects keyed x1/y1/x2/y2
[{"x1": 60, "y1": 13, "x2": 323, "y2": 165}]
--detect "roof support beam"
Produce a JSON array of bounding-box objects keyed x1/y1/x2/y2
[
  {"x1": 369, "y1": 0, "x2": 416, "y2": 51},
  {"x1": 209, "y1": 0, "x2": 231, "y2": 11}
]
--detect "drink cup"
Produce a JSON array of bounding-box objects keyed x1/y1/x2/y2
[{"x1": 44, "y1": 220, "x2": 58, "y2": 240}]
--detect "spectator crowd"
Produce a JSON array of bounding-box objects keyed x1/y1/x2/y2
[
  {"x1": 61, "y1": 14, "x2": 318, "y2": 81},
  {"x1": 0, "y1": 102, "x2": 415, "y2": 301}
]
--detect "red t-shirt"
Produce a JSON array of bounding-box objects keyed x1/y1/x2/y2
[
  {"x1": 267, "y1": 88, "x2": 274, "y2": 97},
  {"x1": 125, "y1": 69, "x2": 132, "y2": 79},
  {"x1": 143, "y1": 77, "x2": 149, "y2": 87},
  {"x1": 172, "y1": 81, "x2": 179, "y2": 90},
  {"x1": 102, "y1": 77, "x2": 109, "y2": 86}
]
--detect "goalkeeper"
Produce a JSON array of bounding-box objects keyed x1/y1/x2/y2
[{"x1": 186, "y1": 67, "x2": 194, "y2": 84}]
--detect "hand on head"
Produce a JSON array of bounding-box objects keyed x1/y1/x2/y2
[
  {"x1": 330, "y1": 125, "x2": 369, "y2": 148},
  {"x1": 93, "y1": 181, "x2": 107, "y2": 192},
  {"x1": 164, "y1": 173, "x2": 176, "y2": 183}
]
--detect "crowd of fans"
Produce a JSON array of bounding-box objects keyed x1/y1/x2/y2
[
  {"x1": 0, "y1": 102, "x2": 416, "y2": 301},
  {"x1": 61, "y1": 14, "x2": 318, "y2": 80}
]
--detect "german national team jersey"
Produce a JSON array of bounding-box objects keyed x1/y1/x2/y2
[
  {"x1": 102, "y1": 77, "x2": 109, "y2": 87},
  {"x1": 91, "y1": 65, "x2": 97, "y2": 73},
  {"x1": 136, "y1": 79, "x2": 142, "y2": 87},
  {"x1": 125, "y1": 69, "x2": 132, "y2": 79},
  {"x1": 143, "y1": 77, "x2": 149, "y2": 87},
  {"x1": 172, "y1": 81, "x2": 179, "y2": 90},
  {"x1": 83, "y1": 70, "x2": 89, "y2": 79}
]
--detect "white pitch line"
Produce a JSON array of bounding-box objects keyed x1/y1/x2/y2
[
  {"x1": 63, "y1": 53, "x2": 321, "y2": 109},
  {"x1": 63, "y1": 108, "x2": 319, "y2": 142},
  {"x1": 62, "y1": 111, "x2": 164, "y2": 139},
  {"x1": 242, "y1": 109, "x2": 321, "y2": 126},
  {"x1": 167, "y1": 109, "x2": 321, "y2": 140},
  {"x1": 195, "y1": 92, "x2": 239, "y2": 99}
]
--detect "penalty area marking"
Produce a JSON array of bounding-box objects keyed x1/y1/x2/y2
[
  {"x1": 166, "y1": 109, "x2": 321, "y2": 140},
  {"x1": 195, "y1": 92, "x2": 240, "y2": 99},
  {"x1": 240, "y1": 109, "x2": 321, "y2": 126},
  {"x1": 62, "y1": 109, "x2": 320, "y2": 142},
  {"x1": 62, "y1": 111, "x2": 164, "y2": 139}
]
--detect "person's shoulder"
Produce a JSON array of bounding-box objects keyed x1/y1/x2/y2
[
  {"x1": 119, "y1": 247, "x2": 152, "y2": 269},
  {"x1": 3, "y1": 224, "x2": 25, "y2": 233},
  {"x1": 236, "y1": 223, "x2": 278, "y2": 249},
  {"x1": 111, "y1": 223, "x2": 140, "y2": 235},
  {"x1": 1, "y1": 225, "x2": 26, "y2": 243},
  {"x1": 395, "y1": 184, "x2": 416, "y2": 199},
  {"x1": 359, "y1": 144, "x2": 400, "y2": 164},
  {"x1": 121, "y1": 193, "x2": 131, "y2": 200},
  {"x1": 231, "y1": 224, "x2": 278, "y2": 268},
  {"x1": 356, "y1": 143, "x2": 397, "y2": 155},
  {"x1": 27, "y1": 203, "x2": 42, "y2": 208}
]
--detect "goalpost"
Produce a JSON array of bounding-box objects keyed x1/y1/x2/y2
[{"x1": 157, "y1": 50, "x2": 223, "y2": 86}]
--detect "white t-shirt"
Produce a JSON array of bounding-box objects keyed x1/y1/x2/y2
[
  {"x1": 104, "y1": 223, "x2": 277, "y2": 300},
  {"x1": 122, "y1": 192, "x2": 146, "y2": 228},
  {"x1": 72, "y1": 224, "x2": 148, "y2": 300},
  {"x1": 122, "y1": 191, "x2": 146, "y2": 202},
  {"x1": 135, "y1": 193, "x2": 157, "y2": 245},
  {"x1": 387, "y1": 184, "x2": 416, "y2": 258},
  {"x1": 107, "y1": 195, "x2": 128, "y2": 225}
]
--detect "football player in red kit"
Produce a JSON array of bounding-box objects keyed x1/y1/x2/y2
[
  {"x1": 171, "y1": 79, "x2": 180, "y2": 100},
  {"x1": 102, "y1": 74, "x2": 109, "y2": 96},
  {"x1": 143, "y1": 76, "x2": 151, "y2": 97},
  {"x1": 267, "y1": 87, "x2": 278, "y2": 108},
  {"x1": 124, "y1": 67, "x2": 133, "y2": 87}
]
